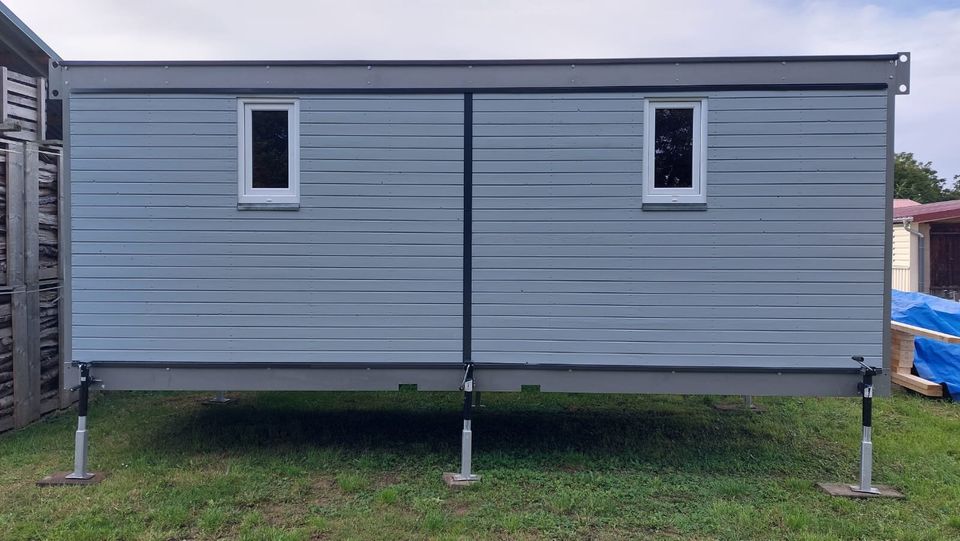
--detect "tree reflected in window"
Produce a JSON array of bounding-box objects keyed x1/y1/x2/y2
[{"x1": 653, "y1": 108, "x2": 694, "y2": 189}]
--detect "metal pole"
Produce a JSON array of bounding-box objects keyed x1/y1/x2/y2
[
  {"x1": 850, "y1": 363, "x2": 880, "y2": 495},
  {"x1": 455, "y1": 367, "x2": 480, "y2": 482},
  {"x1": 742, "y1": 395, "x2": 753, "y2": 410},
  {"x1": 65, "y1": 364, "x2": 93, "y2": 480}
]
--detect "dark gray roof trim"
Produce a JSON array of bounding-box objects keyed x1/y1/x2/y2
[{"x1": 55, "y1": 53, "x2": 910, "y2": 94}]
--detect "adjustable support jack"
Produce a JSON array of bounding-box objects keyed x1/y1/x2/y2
[
  {"x1": 818, "y1": 357, "x2": 903, "y2": 499},
  {"x1": 204, "y1": 391, "x2": 232, "y2": 405},
  {"x1": 444, "y1": 363, "x2": 481, "y2": 487},
  {"x1": 38, "y1": 363, "x2": 106, "y2": 486}
]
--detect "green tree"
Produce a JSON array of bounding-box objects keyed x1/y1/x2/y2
[{"x1": 894, "y1": 152, "x2": 958, "y2": 203}]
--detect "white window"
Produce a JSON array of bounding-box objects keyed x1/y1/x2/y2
[
  {"x1": 238, "y1": 98, "x2": 300, "y2": 206},
  {"x1": 643, "y1": 99, "x2": 707, "y2": 206}
]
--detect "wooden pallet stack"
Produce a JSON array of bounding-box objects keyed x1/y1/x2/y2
[
  {"x1": 0, "y1": 66, "x2": 67, "y2": 433},
  {"x1": 890, "y1": 321, "x2": 960, "y2": 397}
]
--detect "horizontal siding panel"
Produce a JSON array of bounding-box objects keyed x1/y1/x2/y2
[
  {"x1": 72, "y1": 94, "x2": 464, "y2": 364},
  {"x1": 302, "y1": 111, "x2": 461, "y2": 124},
  {"x1": 301, "y1": 123, "x2": 463, "y2": 136},
  {"x1": 74, "y1": 327, "x2": 461, "y2": 340},
  {"x1": 72, "y1": 194, "x2": 463, "y2": 208},
  {"x1": 73, "y1": 230, "x2": 463, "y2": 244},
  {"x1": 71, "y1": 110, "x2": 236, "y2": 123},
  {"x1": 476, "y1": 316, "x2": 880, "y2": 333},
  {"x1": 473, "y1": 91, "x2": 886, "y2": 367},
  {"x1": 474, "y1": 111, "x2": 642, "y2": 124},
  {"x1": 472, "y1": 232, "x2": 883, "y2": 246},
  {"x1": 709, "y1": 134, "x2": 886, "y2": 147},
  {"x1": 72, "y1": 182, "x2": 465, "y2": 197},
  {"x1": 76, "y1": 314, "x2": 460, "y2": 328},
  {"x1": 709, "y1": 121, "x2": 886, "y2": 135},
  {"x1": 474, "y1": 269, "x2": 883, "y2": 282},
  {"x1": 471, "y1": 341, "x2": 879, "y2": 356},
  {"x1": 71, "y1": 122, "x2": 237, "y2": 135},
  {"x1": 74, "y1": 351, "x2": 457, "y2": 363},
  {"x1": 73, "y1": 242, "x2": 462, "y2": 257},
  {"x1": 74, "y1": 302, "x2": 462, "y2": 316},
  {"x1": 72, "y1": 134, "x2": 236, "y2": 147},
  {"x1": 73, "y1": 254, "x2": 461, "y2": 268},
  {"x1": 74, "y1": 266, "x2": 463, "y2": 280},
  {"x1": 708, "y1": 146, "x2": 886, "y2": 159},
  {"x1": 472, "y1": 245, "x2": 880, "y2": 259},
  {"x1": 708, "y1": 95, "x2": 886, "y2": 110},
  {"x1": 75, "y1": 278, "x2": 463, "y2": 292},
  {"x1": 72, "y1": 207, "x2": 464, "y2": 220},
  {"x1": 710, "y1": 108, "x2": 886, "y2": 122},
  {"x1": 473, "y1": 280, "x2": 880, "y2": 295},
  {"x1": 473, "y1": 97, "x2": 644, "y2": 112},
  {"x1": 473, "y1": 304, "x2": 883, "y2": 319},
  {"x1": 472, "y1": 257, "x2": 883, "y2": 271}
]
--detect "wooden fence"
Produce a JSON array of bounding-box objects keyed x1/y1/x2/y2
[{"x1": 0, "y1": 66, "x2": 67, "y2": 433}]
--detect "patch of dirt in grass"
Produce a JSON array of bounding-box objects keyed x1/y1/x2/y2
[{"x1": 309, "y1": 476, "x2": 345, "y2": 507}]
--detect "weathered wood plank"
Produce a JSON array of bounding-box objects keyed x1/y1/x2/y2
[
  {"x1": 0, "y1": 68, "x2": 8, "y2": 123},
  {"x1": 7, "y1": 141, "x2": 31, "y2": 427},
  {"x1": 24, "y1": 142, "x2": 41, "y2": 424}
]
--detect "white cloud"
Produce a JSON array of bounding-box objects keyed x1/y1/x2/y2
[{"x1": 8, "y1": 0, "x2": 960, "y2": 180}]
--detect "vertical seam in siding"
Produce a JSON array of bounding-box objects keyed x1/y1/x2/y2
[{"x1": 463, "y1": 93, "x2": 473, "y2": 363}]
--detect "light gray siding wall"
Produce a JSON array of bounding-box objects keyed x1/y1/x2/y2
[
  {"x1": 472, "y1": 90, "x2": 887, "y2": 368},
  {"x1": 70, "y1": 94, "x2": 464, "y2": 363}
]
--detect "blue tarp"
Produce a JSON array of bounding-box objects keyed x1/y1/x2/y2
[{"x1": 891, "y1": 290, "x2": 960, "y2": 399}]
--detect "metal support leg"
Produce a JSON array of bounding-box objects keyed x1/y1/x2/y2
[
  {"x1": 65, "y1": 364, "x2": 93, "y2": 480},
  {"x1": 444, "y1": 365, "x2": 481, "y2": 486},
  {"x1": 742, "y1": 395, "x2": 753, "y2": 410},
  {"x1": 817, "y1": 357, "x2": 902, "y2": 498},
  {"x1": 850, "y1": 365, "x2": 880, "y2": 494},
  {"x1": 37, "y1": 363, "x2": 105, "y2": 486},
  {"x1": 205, "y1": 391, "x2": 231, "y2": 404}
]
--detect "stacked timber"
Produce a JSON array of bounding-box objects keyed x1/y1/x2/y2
[
  {"x1": 39, "y1": 288, "x2": 59, "y2": 408},
  {"x1": 0, "y1": 143, "x2": 5, "y2": 283},
  {"x1": 39, "y1": 149, "x2": 58, "y2": 280},
  {"x1": 0, "y1": 66, "x2": 66, "y2": 432},
  {"x1": 0, "y1": 294, "x2": 11, "y2": 430}
]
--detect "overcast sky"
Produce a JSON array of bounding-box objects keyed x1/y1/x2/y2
[{"x1": 8, "y1": 0, "x2": 960, "y2": 184}]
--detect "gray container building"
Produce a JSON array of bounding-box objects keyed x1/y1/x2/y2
[
  {"x1": 41, "y1": 53, "x2": 911, "y2": 488},
  {"x1": 53, "y1": 55, "x2": 909, "y2": 398}
]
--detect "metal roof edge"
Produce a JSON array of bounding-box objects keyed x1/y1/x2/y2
[{"x1": 59, "y1": 53, "x2": 901, "y2": 68}]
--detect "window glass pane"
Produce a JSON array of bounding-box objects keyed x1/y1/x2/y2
[
  {"x1": 251, "y1": 109, "x2": 289, "y2": 189},
  {"x1": 653, "y1": 107, "x2": 694, "y2": 189}
]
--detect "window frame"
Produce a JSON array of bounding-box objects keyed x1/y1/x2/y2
[
  {"x1": 237, "y1": 98, "x2": 301, "y2": 207},
  {"x1": 642, "y1": 98, "x2": 708, "y2": 206}
]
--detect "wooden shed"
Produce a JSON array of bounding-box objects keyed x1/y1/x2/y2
[{"x1": 0, "y1": 3, "x2": 67, "y2": 433}]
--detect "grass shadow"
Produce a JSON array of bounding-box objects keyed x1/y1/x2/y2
[{"x1": 126, "y1": 392, "x2": 850, "y2": 477}]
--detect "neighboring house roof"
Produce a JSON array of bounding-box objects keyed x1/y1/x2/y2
[
  {"x1": 0, "y1": 1, "x2": 60, "y2": 77},
  {"x1": 894, "y1": 198, "x2": 921, "y2": 209},
  {"x1": 894, "y1": 199, "x2": 960, "y2": 223}
]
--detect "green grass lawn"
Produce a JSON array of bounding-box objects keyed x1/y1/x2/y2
[{"x1": 0, "y1": 389, "x2": 958, "y2": 540}]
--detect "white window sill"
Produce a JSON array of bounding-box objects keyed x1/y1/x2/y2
[
  {"x1": 237, "y1": 202, "x2": 301, "y2": 211},
  {"x1": 641, "y1": 202, "x2": 708, "y2": 211}
]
